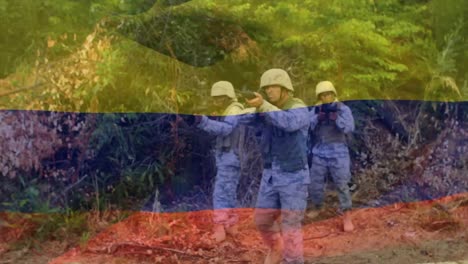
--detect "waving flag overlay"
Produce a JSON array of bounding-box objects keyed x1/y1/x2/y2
[{"x1": 1, "y1": 0, "x2": 467, "y2": 263}]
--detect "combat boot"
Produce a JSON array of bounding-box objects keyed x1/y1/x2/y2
[
  {"x1": 264, "y1": 234, "x2": 283, "y2": 264},
  {"x1": 306, "y1": 210, "x2": 320, "y2": 220},
  {"x1": 306, "y1": 205, "x2": 323, "y2": 220},
  {"x1": 343, "y1": 211, "x2": 354, "y2": 232},
  {"x1": 211, "y1": 224, "x2": 226, "y2": 243}
]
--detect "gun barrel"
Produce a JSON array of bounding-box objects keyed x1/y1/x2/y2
[{"x1": 239, "y1": 91, "x2": 257, "y2": 100}]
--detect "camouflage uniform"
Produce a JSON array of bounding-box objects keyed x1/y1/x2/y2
[
  {"x1": 247, "y1": 69, "x2": 310, "y2": 264},
  {"x1": 308, "y1": 101, "x2": 355, "y2": 212},
  {"x1": 197, "y1": 91, "x2": 245, "y2": 228}
]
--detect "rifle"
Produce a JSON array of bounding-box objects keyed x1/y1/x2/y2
[
  {"x1": 238, "y1": 90, "x2": 257, "y2": 100},
  {"x1": 314, "y1": 103, "x2": 338, "y2": 114}
]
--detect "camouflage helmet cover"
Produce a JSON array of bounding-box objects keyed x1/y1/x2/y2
[
  {"x1": 211, "y1": 81, "x2": 236, "y2": 99},
  {"x1": 315, "y1": 81, "x2": 337, "y2": 98},
  {"x1": 260, "y1": 68, "x2": 294, "y2": 92}
]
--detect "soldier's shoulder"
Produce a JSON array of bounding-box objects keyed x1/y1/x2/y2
[
  {"x1": 231, "y1": 102, "x2": 244, "y2": 109},
  {"x1": 290, "y1": 98, "x2": 307, "y2": 108},
  {"x1": 239, "y1": 107, "x2": 256, "y2": 114},
  {"x1": 226, "y1": 102, "x2": 243, "y2": 109},
  {"x1": 225, "y1": 102, "x2": 244, "y2": 115}
]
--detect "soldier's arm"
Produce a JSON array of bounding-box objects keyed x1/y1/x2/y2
[
  {"x1": 258, "y1": 101, "x2": 309, "y2": 132},
  {"x1": 336, "y1": 104, "x2": 355, "y2": 133},
  {"x1": 197, "y1": 105, "x2": 243, "y2": 136},
  {"x1": 197, "y1": 115, "x2": 239, "y2": 136}
]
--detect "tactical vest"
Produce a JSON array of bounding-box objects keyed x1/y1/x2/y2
[
  {"x1": 313, "y1": 103, "x2": 347, "y2": 145},
  {"x1": 214, "y1": 102, "x2": 245, "y2": 154},
  {"x1": 262, "y1": 98, "x2": 308, "y2": 172}
]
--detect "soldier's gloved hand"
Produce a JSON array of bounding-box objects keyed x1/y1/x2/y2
[
  {"x1": 328, "y1": 112, "x2": 338, "y2": 121},
  {"x1": 318, "y1": 112, "x2": 327, "y2": 122},
  {"x1": 322, "y1": 103, "x2": 338, "y2": 113}
]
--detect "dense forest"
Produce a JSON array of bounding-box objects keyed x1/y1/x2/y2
[{"x1": 0, "y1": 0, "x2": 467, "y2": 263}]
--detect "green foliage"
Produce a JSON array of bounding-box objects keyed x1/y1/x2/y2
[
  {"x1": 1, "y1": 177, "x2": 87, "y2": 245},
  {"x1": 3, "y1": 0, "x2": 467, "y2": 109},
  {"x1": 423, "y1": 18, "x2": 466, "y2": 101},
  {"x1": 67, "y1": 113, "x2": 184, "y2": 210},
  {"x1": 32, "y1": 210, "x2": 87, "y2": 242},
  {"x1": 1, "y1": 177, "x2": 59, "y2": 213},
  {"x1": 0, "y1": 0, "x2": 156, "y2": 78},
  {"x1": 148, "y1": 0, "x2": 443, "y2": 101},
  {"x1": 0, "y1": 0, "x2": 91, "y2": 77}
]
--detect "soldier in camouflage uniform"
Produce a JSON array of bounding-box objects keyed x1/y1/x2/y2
[
  {"x1": 196, "y1": 81, "x2": 246, "y2": 242},
  {"x1": 245, "y1": 69, "x2": 310, "y2": 264},
  {"x1": 307, "y1": 81, "x2": 355, "y2": 232}
]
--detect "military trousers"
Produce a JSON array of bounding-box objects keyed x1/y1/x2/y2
[
  {"x1": 308, "y1": 155, "x2": 352, "y2": 211},
  {"x1": 212, "y1": 150, "x2": 241, "y2": 227},
  {"x1": 255, "y1": 167, "x2": 308, "y2": 264}
]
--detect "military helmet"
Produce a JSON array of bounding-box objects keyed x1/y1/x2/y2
[
  {"x1": 315, "y1": 81, "x2": 337, "y2": 98},
  {"x1": 211, "y1": 81, "x2": 236, "y2": 99},
  {"x1": 260, "y1": 68, "x2": 294, "y2": 92}
]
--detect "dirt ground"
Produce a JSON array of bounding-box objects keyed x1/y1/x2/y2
[
  {"x1": 2, "y1": 239, "x2": 467, "y2": 264},
  {"x1": 1, "y1": 193, "x2": 467, "y2": 264},
  {"x1": 309, "y1": 239, "x2": 468, "y2": 264}
]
